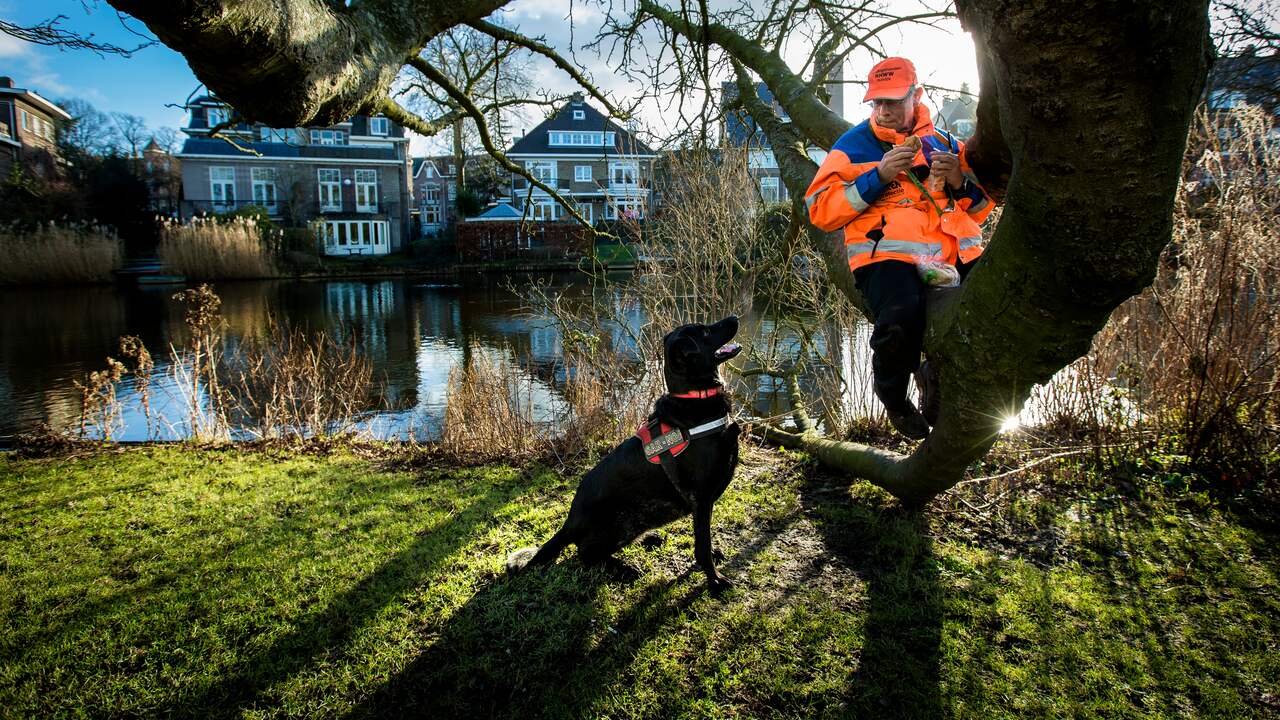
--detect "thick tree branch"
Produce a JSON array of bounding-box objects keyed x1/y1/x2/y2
[{"x1": 107, "y1": 0, "x2": 511, "y2": 127}]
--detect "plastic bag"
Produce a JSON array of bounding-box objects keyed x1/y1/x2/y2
[{"x1": 917, "y1": 259, "x2": 960, "y2": 287}]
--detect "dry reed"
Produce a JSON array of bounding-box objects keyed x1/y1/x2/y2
[
  {"x1": 0, "y1": 222, "x2": 122, "y2": 285},
  {"x1": 1054, "y1": 104, "x2": 1280, "y2": 481},
  {"x1": 159, "y1": 217, "x2": 278, "y2": 280},
  {"x1": 440, "y1": 349, "x2": 547, "y2": 463},
  {"x1": 218, "y1": 321, "x2": 379, "y2": 441}
]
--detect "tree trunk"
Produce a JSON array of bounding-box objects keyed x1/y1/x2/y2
[{"x1": 736, "y1": 0, "x2": 1211, "y2": 504}]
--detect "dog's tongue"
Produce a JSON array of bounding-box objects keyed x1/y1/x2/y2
[{"x1": 717, "y1": 343, "x2": 741, "y2": 354}]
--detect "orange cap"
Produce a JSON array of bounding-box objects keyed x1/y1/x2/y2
[{"x1": 864, "y1": 57, "x2": 917, "y2": 102}]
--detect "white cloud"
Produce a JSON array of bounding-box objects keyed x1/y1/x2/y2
[{"x1": 0, "y1": 32, "x2": 33, "y2": 59}]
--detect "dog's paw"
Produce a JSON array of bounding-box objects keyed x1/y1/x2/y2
[
  {"x1": 505, "y1": 547, "x2": 539, "y2": 573},
  {"x1": 707, "y1": 574, "x2": 735, "y2": 597}
]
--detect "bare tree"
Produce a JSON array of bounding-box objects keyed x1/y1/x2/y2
[
  {"x1": 400, "y1": 24, "x2": 536, "y2": 211},
  {"x1": 58, "y1": 98, "x2": 119, "y2": 157},
  {"x1": 111, "y1": 112, "x2": 149, "y2": 158},
  {"x1": 103, "y1": 0, "x2": 1212, "y2": 505}
]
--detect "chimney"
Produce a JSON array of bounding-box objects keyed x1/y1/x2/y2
[{"x1": 0, "y1": 77, "x2": 14, "y2": 89}]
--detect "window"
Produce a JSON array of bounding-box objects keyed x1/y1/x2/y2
[
  {"x1": 21, "y1": 110, "x2": 31, "y2": 131},
  {"x1": 759, "y1": 176, "x2": 780, "y2": 203},
  {"x1": 423, "y1": 185, "x2": 440, "y2": 203},
  {"x1": 422, "y1": 205, "x2": 441, "y2": 225},
  {"x1": 575, "y1": 165, "x2": 592, "y2": 182},
  {"x1": 318, "y1": 168, "x2": 342, "y2": 211},
  {"x1": 548, "y1": 131, "x2": 616, "y2": 147},
  {"x1": 573, "y1": 110, "x2": 585, "y2": 120},
  {"x1": 319, "y1": 220, "x2": 390, "y2": 254},
  {"x1": 526, "y1": 160, "x2": 556, "y2": 183},
  {"x1": 210, "y1": 166, "x2": 235, "y2": 209},
  {"x1": 354, "y1": 169, "x2": 378, "y2": 212},
  {"x1": 251, "y1": 167, "x2": 277, "y2": 211},
  {"x1": 606, "y1": 197, "x2": 645, "y2": 220},
  {"x1": 369, "y1": 117, "x2": 390, "y2": 135},
  {"x1": 448, "y1": 164, "x2": 456, "y2": 175},
  {"x1": 531, "y1": 200, "x2": 560, "y2": 221},
  {"x1": 206, "y1": 106, "x2": 229, "y2": 127},
  {"x1": 610, "y1": 161, "x2": 639, "y2": 186},
  {"x1": 260, "y1": 127, "x2": 299, "y2": 144},
  {"x1": 447, "y1": 185, "x2": 456, "y2": 201},
  {"x1": 309, "y1": 129, "x2": 346, "y2": 145}
]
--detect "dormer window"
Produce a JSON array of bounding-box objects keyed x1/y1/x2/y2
[
  {"x1": 573, "y1": 110, "x2": 585, "y2": 120},
  {"x1": 206, "y1": 106, "x2": 230, "y2": 127},
  {"x1": 548, "y1": 130, "x2": 616, "y2": 147},
  {"x1": 369, "y1": 117, "x2": 390, "y2": 135},
  {"x1": 310, "y1": 129, "x2": 347, "y2": 146}
]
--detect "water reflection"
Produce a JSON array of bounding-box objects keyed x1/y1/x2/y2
[{"x1": 0, "y1": 276, "x2": 916, "y2": 442}]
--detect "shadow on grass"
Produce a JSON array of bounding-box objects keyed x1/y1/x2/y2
[
  {"x1": 345, "y1": 514, "x2": 796, "y2": 718},
  {"x1": 798, "y1": 470, "x2": 944, "y2": 718},
  {"x1": 164, "y1": 471, "x2": 537, "y2": 719}
]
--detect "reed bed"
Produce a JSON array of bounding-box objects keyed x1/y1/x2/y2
[
  {"x1": 159, "y1": 217, "x2": 278, "y2": 280},
  {"x1": 0, "y1": 222, "x2": 122, "y2": 285}
]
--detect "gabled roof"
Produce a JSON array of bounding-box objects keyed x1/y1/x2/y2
[{"x1": 508, "y1": 95, "x2": 653, "y2": 156}]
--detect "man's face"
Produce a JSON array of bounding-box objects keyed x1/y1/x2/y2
[{"x1": 871, "y1": 86, "x2": 921, "y2": 133}]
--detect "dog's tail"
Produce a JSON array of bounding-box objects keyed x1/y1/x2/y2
[{"x1": 505, "y1": 546, "x2": 540, "y2": 573}]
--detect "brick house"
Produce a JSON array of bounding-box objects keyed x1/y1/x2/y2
[
  {"x1": 507, "y1": 93, "x2": 656, "y2": 224},
  {"x1": 176, "y1": 96, "x2": 412, "y2": 255},
  {"x1": 0, "y1": 76, "x2": 71, "y2": 181},
  {"x1": 411, "y1": 156, "x2": 456, "y2": 237}
]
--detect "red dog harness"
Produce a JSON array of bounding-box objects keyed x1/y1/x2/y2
[{"x1": 636, "y1": 414, "x2": 730, "y2": 464}]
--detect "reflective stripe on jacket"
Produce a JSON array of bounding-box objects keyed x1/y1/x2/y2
[{"x1": 804, "y1": 105, "x2": 994, "y2": 272}]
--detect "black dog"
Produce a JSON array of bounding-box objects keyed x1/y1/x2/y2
[{"x1": 506, "y1": 316, "x2": 743, "y2": 594}]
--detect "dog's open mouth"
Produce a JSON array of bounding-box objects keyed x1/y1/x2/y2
[{"x1": 715, "y1": 342, "x2": 742, "y2": 361}]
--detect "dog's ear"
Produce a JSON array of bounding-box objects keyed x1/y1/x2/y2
[{"x1": 668, "y1": 335, "x2": 701, "y2": 369}]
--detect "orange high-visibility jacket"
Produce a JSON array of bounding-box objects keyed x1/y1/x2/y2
[{"x1": 804, "y1": 106, "x2": 993, "y2": 272}]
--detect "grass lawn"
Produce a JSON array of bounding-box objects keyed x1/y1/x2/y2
[{"x1": 1, "y1": 444, "x2": 1277, "y2": 719}]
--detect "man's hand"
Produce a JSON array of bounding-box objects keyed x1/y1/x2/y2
[
  {"x1": 877, "y1": 145, "x2": 916, "y2": 183},
  {"x1": 930, "y1": 151, "x2": 965, "y2": 189}
]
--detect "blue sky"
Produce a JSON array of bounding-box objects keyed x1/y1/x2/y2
[{"x1": 0, "y1": 1, "x2": 198, "y2": 133}]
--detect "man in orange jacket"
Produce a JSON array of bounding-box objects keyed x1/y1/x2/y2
[{"x1": 805, "y1": 57, "x2": 994, "y2": 439}]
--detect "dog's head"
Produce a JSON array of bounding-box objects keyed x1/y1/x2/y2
[{"x1": 661, "y1": 316, "x2": 741, "y2": 393}]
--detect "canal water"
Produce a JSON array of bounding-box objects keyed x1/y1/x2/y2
[{"x1": 0, "y1": 275, "x2": 882, "y2": 442}]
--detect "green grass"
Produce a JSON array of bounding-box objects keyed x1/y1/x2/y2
[{"x1": 1, "y1": 445, "x2": 1277, "y2": 718}]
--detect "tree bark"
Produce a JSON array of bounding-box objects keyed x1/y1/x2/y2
[{"x1": 107, "y1": 0, "x2": 510, "y2": 127}]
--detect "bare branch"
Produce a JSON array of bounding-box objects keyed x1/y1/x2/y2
[
  {"x1": 467, "y1": 19, "x2": 630, "y2": 119},
  {"x1": 0, "y1": 15, "x2": 153, "y2": 56}
]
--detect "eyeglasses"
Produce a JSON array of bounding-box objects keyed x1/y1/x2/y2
[{"x1": 868, "y1": 89, "x2": 914, "y2": 108}]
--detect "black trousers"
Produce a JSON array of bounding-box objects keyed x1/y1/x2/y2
[{"x1": 853, "y1": 258, "x2": 975, "y2": 411}]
